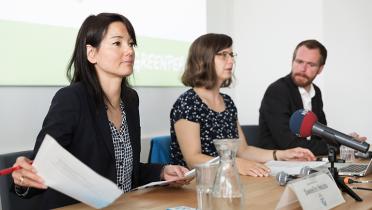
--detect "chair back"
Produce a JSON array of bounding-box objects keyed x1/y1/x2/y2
[
  {"x1": 0, "y1": 150, "x2": 43, "y2": 210},
  {"x1": 148, "y1": 135, "x2": 171, "y2": 164},
  {"x1": 241, "y1": 125, "x2": 260, "y2": 147}
]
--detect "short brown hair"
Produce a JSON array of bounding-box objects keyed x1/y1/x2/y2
[
  {"x1": 292, "y1": 39, "x2": 327, "y2": 66},
  {"x1": 182, "y1": 33, "x2": 233, "y2": 89}
]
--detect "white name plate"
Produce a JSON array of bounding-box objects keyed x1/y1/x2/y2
[{"x1": 276, "y1": 171, "x2": 345, "y2": 210}]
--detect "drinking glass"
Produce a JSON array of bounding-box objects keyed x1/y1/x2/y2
[
  {"x1": 340, "y1": 145, "x2": 355, "y2": 162},
  {"x1": 195, "y1": 161, "x2": 219, "y2": 210}
]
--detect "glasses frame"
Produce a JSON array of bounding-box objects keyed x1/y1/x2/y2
[{"x1": 215, "y1": 52, "x2": 237, "y2": 60}]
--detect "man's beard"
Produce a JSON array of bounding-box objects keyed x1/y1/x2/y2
[{"x1": 291, "y1": 73, "x2": 313, "y2": 87}]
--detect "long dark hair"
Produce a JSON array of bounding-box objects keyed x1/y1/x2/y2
[{"x1": 66, "y1": 13, "x2": 137, "y2": 105}]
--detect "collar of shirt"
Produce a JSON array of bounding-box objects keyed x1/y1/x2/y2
[{"x1": 298, "y1": 84, "x2": 315, "y2": 111}]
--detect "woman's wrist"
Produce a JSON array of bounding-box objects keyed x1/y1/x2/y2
[
  {"x1": 160, "y1": 165, "x2": 168, "y2": 180},
  {"x1": 273, "y1": 150, "x2": 284, "y2": 161},
  {"x1": 273, "y1": 150, "x2": 278, "y2": 161}
]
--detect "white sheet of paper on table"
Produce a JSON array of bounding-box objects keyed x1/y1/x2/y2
[
  {"x1": 133, "y1": 169, "x2": 198, "y2": 191},
  {"x1": 133, "y1": 156, "x2": 220, "y2": 191},
  {"x1": 33, "y1": 134, "x2": 122, "y2": 209},
  {"x1": 265, "y1": 160, "x2": 326, "y2": 176}
]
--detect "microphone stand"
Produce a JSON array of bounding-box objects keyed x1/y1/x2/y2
[{"x1": 327, "y1": 145, "x2": 362, "y2": 201}]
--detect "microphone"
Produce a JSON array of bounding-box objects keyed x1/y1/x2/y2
[
  {"x1": 276, "y1": 166, "x2": 319, "y2": 186},
  {"x1": 289, "y1": 109, "x2": 370, "y2": 153},
  {"x1": 276, "y1": 171, "x2": 299, "y2": 186}
]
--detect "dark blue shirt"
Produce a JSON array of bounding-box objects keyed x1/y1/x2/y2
[{"x1": 170, "y1": 89, "x2": 239, "y2": 166}]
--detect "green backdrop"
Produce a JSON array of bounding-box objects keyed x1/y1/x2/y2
[{"x1": 0, "y1": 20, "x2": 188, "y2": 86}]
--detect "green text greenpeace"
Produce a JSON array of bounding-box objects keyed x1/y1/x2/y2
[{"x1": 0, "y1": 20, "x2": 188, "y2": 86}]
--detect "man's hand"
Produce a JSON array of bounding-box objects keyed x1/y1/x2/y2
[{"x1": 349, "y1": 132, "x2": 367, "y2": 142}]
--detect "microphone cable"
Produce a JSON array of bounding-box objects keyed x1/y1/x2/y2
[{"x1": 352, "y1": 187, "x2": 372, "y2": 191}]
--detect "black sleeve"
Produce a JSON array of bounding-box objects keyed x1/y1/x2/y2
[
  {"x1": 138, "y1": 163, "x2": 164, "y2": 185},
  {"x1": 33, "y1": 87, "x2": 80, "y2": 155},
  {"x1": 260, "y1": 84, "x2": 328, "y2": 155},
  {"x1": 313, "y1": 86, "x2": 327, "y2": 126},
  {"x1": 125, "y1": 87, "x2": 165, "y2": 186},
  {"x1": 14, "y1": 87, "x2": 81, "y2": 198}
]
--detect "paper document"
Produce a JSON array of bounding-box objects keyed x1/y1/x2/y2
[
  {"x1": 183, "y1": 156, "x2": 220, "y2": 178},
  {"x1": 133, "y1": 180, "x2": 174, "y2": 190},
  {"x1": 133, "y1": 157, "x2": 219, "y2": 191},
  {"x1": 133, "y1": 169, "x2": 196, "y2": 191},
  {"x1": 265, "y1": 160, "x2": 326, "y2": 176},
  {"x1": 33, "y1": 135, "x2": 122, "y2": 209}
]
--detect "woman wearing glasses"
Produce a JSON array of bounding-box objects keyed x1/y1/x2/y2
[{"x1": 169, "y1": 33, "x2": 316, "y2": 177}]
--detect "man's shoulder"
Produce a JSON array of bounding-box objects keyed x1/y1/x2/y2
[
  {"x1": 312, "y1": 83, "x2": 322, "y2": 93},
  {"x1": 266, "y1": 74, "x2": 293, "y2": 93}
]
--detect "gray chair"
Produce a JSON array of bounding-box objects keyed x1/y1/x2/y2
[
  {"x1": 0, "y1": 150, "x2": 43, "y2": 210},
  {"x1": 241, "y1": 125, "x2": 260, "y2": 147}
]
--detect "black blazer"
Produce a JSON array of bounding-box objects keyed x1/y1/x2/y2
[
  {"x1": 258, "y1": 74, "x2": 329, "y2": 155},
  {"x1": 26, "y1": 82, "x2": 162, "y2": 209}
]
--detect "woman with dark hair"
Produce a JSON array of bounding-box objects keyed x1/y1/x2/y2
[
  {"x1": 11, "y1": 13, "x2": 188, "y2": 209},
  {"x1": 170, "y1": 33, "x2": 316, "y2": 177}
]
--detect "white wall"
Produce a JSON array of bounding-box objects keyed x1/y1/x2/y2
[
  {"x1": 233, "y1": 0, "x2": 324, "y2": 125},
  {"x1": 322, "y1": 0, "x2": 372, "y2": 140},
  {"x1": 1, "y1": 0, "x2": 371, "y2": 161},
  {"x1": 230, "y1": 0, "x2": 372, "y2": 144},
  {"x1": 0, "y1": 87, "x2": 57, "y2": 152}
]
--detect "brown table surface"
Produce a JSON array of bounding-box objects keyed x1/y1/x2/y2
[{"x1": 56, "y1": 171, "x2": 372, "y2": 210}]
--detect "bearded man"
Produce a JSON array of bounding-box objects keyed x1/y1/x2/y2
[{"x1": 257, "y1": 40, "x2": 329, "y2": 155}]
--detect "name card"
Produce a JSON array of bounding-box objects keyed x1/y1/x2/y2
[{"x1": 276, "y1": 171, "x2": 345, "y2": 210}]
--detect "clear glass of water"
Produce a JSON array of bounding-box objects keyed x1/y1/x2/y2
[
  {"x1": 340, "y1": 145, "x2": 355, "y2": 162},
  {"x1": 195, "y1": 161, "x2": 219, "y2": 210}
]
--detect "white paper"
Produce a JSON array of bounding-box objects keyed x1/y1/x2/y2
[
  {"x1": 133, "y1": 180, "x2": 173, "y2": 190},
  {"x1": 33, "y1": 134, "x2": 122, "y2": 209},
  {"x1": 275, "y1": 186, "x2": 299, "y2": 209},
  {"x1": 133, "y1": 169, "x2": 196, "y2": 191},
  {"x1": 134, "y1": 157, "x2": 219, "y2": 191},
  {"x1": 183, "y1": 156, "x2": 220, "y2": 178},
  {"x1": 265, "y1": 160, "x2": 326, "y2": 176},
  {"x1": 276, "y1": 171, "x2": 345, "y2": 210}
]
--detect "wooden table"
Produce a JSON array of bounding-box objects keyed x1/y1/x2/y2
[{"x1": 56, "y1": 174, "x2": 372, "y2": 210}]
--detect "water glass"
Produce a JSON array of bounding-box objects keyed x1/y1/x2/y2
[
  {"x1": 195, "y1": 161, "x2": 219, "y2": 210},
  {"x1": 340, "y1": 145, "x2": 355, "y2": 162}
]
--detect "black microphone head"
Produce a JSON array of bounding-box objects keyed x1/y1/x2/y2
[
  {"x1": 289, "y1": 109, "x2": 318, "y2": 138},
  {"x1": 276, "y1": 171, "x2": 289, "y2": 186}
]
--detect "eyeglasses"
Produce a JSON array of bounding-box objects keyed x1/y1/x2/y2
[{"x1": 216, "y1": 52, "x2": 237, "y2": 60}]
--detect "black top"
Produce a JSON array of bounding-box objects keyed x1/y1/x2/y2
[
  {"x1": 170, "y1": 89, "x2": 239, "y2": 166},
  {"x1": 258, "y1": 74, "x2": 329, "y2": 155},
  {"x1": 25, "y1": 82, "x2": 163, "y2": 209}
]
